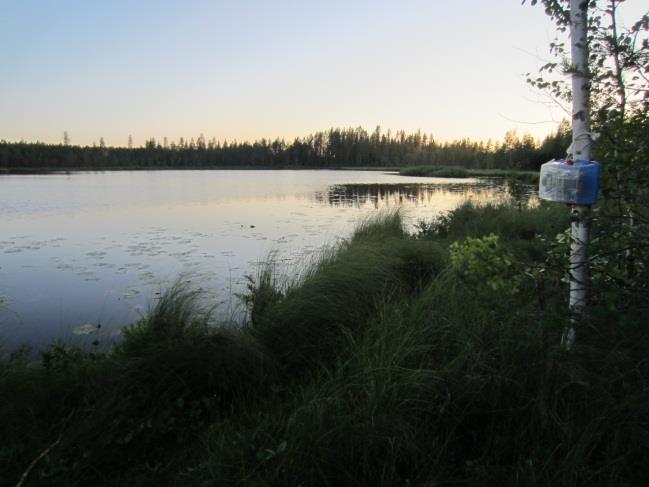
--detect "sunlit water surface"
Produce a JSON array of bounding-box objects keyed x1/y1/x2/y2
[{"x1": 0, "y1": 170, "x2": 534, "y2": 348}]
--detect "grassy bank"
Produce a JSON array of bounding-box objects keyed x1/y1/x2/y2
[
  {"x1": 400, "y1": 165, "x2": 539, "y2": 184},
  {"x1": 2, "y1": 202, "x2": 648, "y2": 485}
]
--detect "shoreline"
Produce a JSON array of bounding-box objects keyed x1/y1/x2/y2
[{"x1": 0, "y1": 165, "x2": 536, "y2": 179}]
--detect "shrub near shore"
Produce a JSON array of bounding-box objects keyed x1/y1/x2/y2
[{"x1": 2, "y1": 203, "x2": 648, "y2": 486}]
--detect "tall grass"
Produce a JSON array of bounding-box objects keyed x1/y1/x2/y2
[
  {"x1": 251, "y1": 212, "x2": 447, "y2": 374},
  {"x1": 420, "y1": 200, "x2": 568, "y2": 240},
  {"x1": 194, "y1": 240, "x2": 649, "y2": 486},
  {"x1": 1, "y1": 282, "x2": 278, "y2": 484},
  {"x1": 1, "y1": 205, "x2": 648, "y2": 486},
  {"x1": 192, "y1": 205, "x2": 648, "y2": 485}
]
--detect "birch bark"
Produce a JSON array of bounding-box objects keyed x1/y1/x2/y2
[{"x1": 564, "y1": 0, "x2": 592, "y2": 350}]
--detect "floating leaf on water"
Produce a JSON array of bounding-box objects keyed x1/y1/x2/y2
[
  {"x1": 138, "y1": 271, "x2": 157, "y2": 282},
  {"x1": 86, "y1": 251, "x2": 107, "y2": 258},
  {"x1": 0, "y1": 295, "x2": 12, "y2": 306},
  {"x1": 73, "y1": 323, "x2": 99, "y2": 335},
  {"x1": 120, "y1": 289, "x2": 140, "y2": 299}
]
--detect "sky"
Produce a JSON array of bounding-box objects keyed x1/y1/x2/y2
[{"x1": 0, "y1": 1, "x2": 643, "y2": 147}]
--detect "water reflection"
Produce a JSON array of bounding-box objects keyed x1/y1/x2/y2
[
  {"x1": 0, "y1": 170, "x2": 536, "y2": 349},
  {"x1": 316, "y1": 181, "x2": 535, "y2": 208}
]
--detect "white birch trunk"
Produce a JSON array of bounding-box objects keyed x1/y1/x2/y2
[{"x1": 563, "y1": 0, "x2": 592, "y2": 350}]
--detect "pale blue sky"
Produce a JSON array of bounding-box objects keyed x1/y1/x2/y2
[{"x1": 0, "y1": 1, "x2": 643, "y2": 146}]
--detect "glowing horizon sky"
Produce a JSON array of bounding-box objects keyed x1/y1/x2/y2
[{"x1": 1, "y1": 1, "x2": 644, "y2": 147}]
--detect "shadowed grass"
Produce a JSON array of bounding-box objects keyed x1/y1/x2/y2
[
  {"x1": 1, "y1": 283, "x2": 279, "y2": 485},
  {"x1": 418, "y1": 200, "x2": 569, "y2": 242},
  {"x1": 252, "y1": 212, "x2": 447, "y2": 374},
  {"x1": 195, "y1": 267, "x2": 649, "y2": 486},
  {"x1": 1, "y1": 206, "x2": 648, "y2": 486},
  {"x1": 189, "y1": 206, "x2": 648, "y2": 486}
]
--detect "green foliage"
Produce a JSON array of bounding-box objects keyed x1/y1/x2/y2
[
  {"x1": 525, "y1": 0, "x2": 649, "y2": 335},
  {"x1": 40, "y1": 342, "x2": 81, "y2": 372},
  {"x1": 450, "y1": 233, "x2": 518, "y2": 292}
]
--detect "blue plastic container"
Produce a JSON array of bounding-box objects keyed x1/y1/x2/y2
[{"x1": 538, "y1": 159, "x2": 601, "y2": 205}]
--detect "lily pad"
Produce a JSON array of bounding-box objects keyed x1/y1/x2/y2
[
  {"x1": 86, "y1": 251, "x2": 107, "y2": 258},
  {"x1": 73, "y1": 323, "x2": 99, "y2": 335},
  {"x1": 120, "y1": 289, "x2": 141, "y2": 299}
]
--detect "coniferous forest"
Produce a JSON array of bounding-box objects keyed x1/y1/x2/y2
[{"x1": 0, "y1": 123, "x2": 571, "y2": 172}]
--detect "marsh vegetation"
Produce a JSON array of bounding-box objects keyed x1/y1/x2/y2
[{"x1": 2, "y1": 199, "x2": 648, "y2": 485}]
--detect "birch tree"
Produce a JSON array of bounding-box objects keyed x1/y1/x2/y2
[{"x1": 527, "y1": 0, "x2": 649, "y2": 332}]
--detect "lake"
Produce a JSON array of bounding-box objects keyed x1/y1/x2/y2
[{"x1": 0, "y1": 170, "x2": 533, "y2": 348}]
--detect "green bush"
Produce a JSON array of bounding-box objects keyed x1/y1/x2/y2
[{"x1": 450, "y1": 233, "x2": 518, "y2": 292}]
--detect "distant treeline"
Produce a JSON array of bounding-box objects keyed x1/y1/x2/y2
[{"x1": 0, "y1": 123, "x2": 571, "y2": 171}]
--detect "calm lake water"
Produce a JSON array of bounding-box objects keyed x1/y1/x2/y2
[{"x1": 0, "y1": 170, "x2": 533, "y2": 348}]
